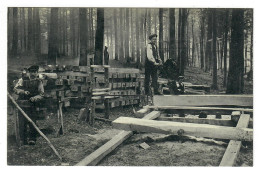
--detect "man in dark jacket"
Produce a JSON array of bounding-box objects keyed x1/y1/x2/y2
[
  {"x1": 145, "y1": 34, "x2": 162, "y2": 95},
  {"x1": 14, "y1": 65, "x2": 44, "y2": 145}
]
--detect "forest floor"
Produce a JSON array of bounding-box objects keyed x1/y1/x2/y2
[{"x1": 7, "y1": 55, "x2": 253, "y2": 166}]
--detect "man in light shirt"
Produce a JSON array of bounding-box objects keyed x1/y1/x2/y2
[{"x1": 144, "y1": 34, "x2": 162, "y2": 95}]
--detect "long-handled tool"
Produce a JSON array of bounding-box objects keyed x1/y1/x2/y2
[{"x1": 8, "y1": 92, "x2": 62, "y2": 161}]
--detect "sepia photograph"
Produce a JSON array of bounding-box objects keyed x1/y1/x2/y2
[{"x1": 3, "y1": 0, "x2": 255, "y2": 168}]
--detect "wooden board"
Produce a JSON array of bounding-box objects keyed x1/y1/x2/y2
[
  {"x1": 109, "y1": 68, "x2": 139, "y2": 74},
  {"x1": 219, "y1": 114, "x2": 251, "y2": 166},
  {"x1": 153, "y1": 95, "x2": 253, "y2": 107},
  {"x1": 75, "y1": 111, "x2": 161, "y2": 166},
  {"x1": 147, "y1": 105, "x2": 253, "y2": 112},
  {"x1": 112, "y1": 117, "x2": 253, "y2": 141},
  {"x1": 157, "y1": 116, "x2": 253, "y2": 128}
]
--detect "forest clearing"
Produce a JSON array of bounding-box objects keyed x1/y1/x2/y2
[{"x1": 7, "y1": 7, "x2": 253, "y2": 166}]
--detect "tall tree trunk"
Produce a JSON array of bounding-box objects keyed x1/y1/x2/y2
[
  {"x1": 12, "y1": 7, "x2": 18, "y2": 56},
  {"x1": 226, "y1": 9, "x2": 244, "y2": 94},
  {"x1": 186, "y1": 16, "x2": 190, "y2": 67},
  {"x1": 94, "y1": 8, "x2": 104, "y2": 65},
  {"x1": 180, "y1": 9, "x2": 187, "y2": 76},
  {"x1": 191, "y1": 18, "x2": 195, "y2": 66},
  {"x1": 159, "y1": 8, "x2": 164, "y2": 62},
  {"x1": 119, "y1": 8, "x2": 124, "y2": 62},
  {"x1": 23, "y1": 8, "x2": 27, "y2": 52},
  {"x1": 113, "y1": 9, "x2": 118, "y2": 60},
  {"x1": 65, "y1": 9, "x2": 68, "y2": 55},
  {"x1": 205, "y1": 10, "x2": 213, "y2": 72},
  {"x1": 28, "y1": 8, "x2": 33, "y2": 53},
  {"x1": 200, "y1": 13, "x2": 205, "y2": 69},
  {"x1": 147, "y1": 9, "x2": 151, "y2": 35},
  {"x1": 79, "y1": 8, "x2": 88, "y2": 65},
  {"x1": 131, "y1": 9, "x2": 135, "y2": 61},
  {"x1": 212, "y1": 9, "x2": 218, "y2": 90},
  {"x1": 250, "y1": 29, "x2": 253, "y2": 73},
  {"x1": 135, "y1": 9, "x2": 140, "y2": 64},
  {"x1": 169, "y1": 8, "x2": 176, "y2": 61},
  {"x1": 48, "y1": 8, "x2": 59, "y2": 65},
  {"x1": 223, "y1": 9, "x2": 229, "y2": 87},
  {"x1": 177, "y1": 9, "x2": 182, "y2": 71},
  {"x1": 125, "y1": 8, "x2": 130, "y2": 62},
  {"x1": 35, "y1": 8, "x2": 41, "y2": 55}
]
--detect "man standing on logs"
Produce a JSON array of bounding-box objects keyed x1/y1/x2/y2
[
  {"x1": 145, "y1": 34, "x2": 163, "y2": 95},
  {"x1": 13, "y1": 65, "x2": 44, "y2": 145}
]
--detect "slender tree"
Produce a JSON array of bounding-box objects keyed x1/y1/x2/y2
[
  {"x1": 135, "y1": 9, "x2": 140, "y2": 64},
  {"x1": 226, "y1": 9, "x2": 244, "y2": 94},
  {"x1": 113, "y1": 9, "x2": 118, "y2": 60},
  {"x1": 199, "y1": 10, "x2": 205, "y2": 69},
  {"x1": 79, "y1": 8, "x2": 88, "y2": 65},
  {"x1": 12, "y1": 7, "x2": 18, "y2": 56},
  {"x1": 223, "y1": 9, "x2": 229, "y2": 87},
  {"x1": 48, "y1": 8, "x2": 59, "y2": 65},
  {"x1": 94, "y1": 8, "x2": 104, "y2": 65},
  {"x1": 125, "y1": 8, "x2": 130, "y2": 62},
  {"x1": 212, "y1": 9, "x2": 218, "y2": 90},
  {"x1": 34, "y1": 8, "x2": 41, "y2": 55},
  {"x1": 159, "y1": 8, "x2": 164, "y2": 62}
]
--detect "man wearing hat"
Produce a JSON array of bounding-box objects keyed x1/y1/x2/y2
[
  {"x1": 145, "y1": 34, "x2": 163, "y2": 95},
  {"x1": 14, "y1": 65, "x2": 44, "y2": 145}
]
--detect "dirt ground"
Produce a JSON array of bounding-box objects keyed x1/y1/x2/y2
[{"x1": 7, "y1": 56, "x2": 253, "y2": 166}]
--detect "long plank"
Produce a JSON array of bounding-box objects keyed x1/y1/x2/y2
[
  {"x1": 148, "y1": 105, "x2": 253, "y2": 113},
  {"x1": 112, "y1": 117, "x2": 253, "y2": 141},
  {"x1": 153, "y1": 95, "x2": 253, "y2": 107},
  {"x1": 75, "y1": 111, "x2": 161, "y2": 166},
  {"x1": 158, "y1": 116, "x2": 253, "y2": 128},
  {"x1": 219, "y1": 114, "x2": 250, "y2": 166}
]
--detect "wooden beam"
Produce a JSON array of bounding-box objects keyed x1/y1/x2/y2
[
  {"x1": 219, "y1": 114, "x2": 251, "y2": 166},
  {"x1": 158, "y1": 116, "x2": 233, "y2": 127},
  {"x1": 158, "y1": 116, "x2": 253, "y2": 128},
  {"x1": 153, "y1": 95, "x2": 253, "y2": 107},
  {"x1": 75, "y1": 111, "x2": 161, "y2": 166},
  {"x1": 148, "y1": 105, "x2": 253, "y2": 113},
  {"x1": 112, "y1": 117, "x2": 253, "y2": 141}
]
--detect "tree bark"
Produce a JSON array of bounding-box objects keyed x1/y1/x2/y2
[
  {"x1": 226, "y1": 9, "x2": 244, "y2": 94},
  {"x1": 159, "y1": 8, "x2": 164, "y2": 62},
  {"x1": 200, "y1": 12, "x2": 205, "y2": 69},
  {"x1": 223, "y1": 9, "x2": 229, "y2": 87},
  {"x1": 135, "y1": 9, "x2": 140, "y2": 64},
  {"x1": 34, "y1": 8, "x2": 41, "y2": 55},
  {"x1": 94, "y1": 8, "x2": 104, "y2": 65},
  {"x1": 205, "y1": 10, "x2": 213, "y2": 72},
  {"x1": 12, "y1": 7, "x2": 18, "y2": 56},
  {"x1": 125, "y1": 8, "x2": 130, "y2": 62},
  {"x1": 79, "y1": 8, "x2": 88, "y2": 65},
  {"x1": 119, "y1": 8, "x2": 124, "y2": 62},
  {"x1": 113, "y1": 9, "x2": 118, "y2": 60},
  {"x1": 169, "y1": 8, "x2": 176, "y2": 61},
  {"x1": 212, "y1": 9, "x2": 218, "y2": 90},
  {"x1": 48, "y1": 8, "x2": 59, "y2": 65}
]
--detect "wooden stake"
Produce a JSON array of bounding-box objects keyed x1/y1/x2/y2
[{"x1": 8, "y1": 92, "x2": 62, "y2": 161}]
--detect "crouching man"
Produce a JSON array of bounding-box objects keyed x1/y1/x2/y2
[{"x1": 14, "y1": 65, "x2": 44, "y2": 145}]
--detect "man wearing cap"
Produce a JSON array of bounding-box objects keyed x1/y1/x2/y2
[
  {"x1": 145, "y1": 34, "x2": 163, "y2": 95},
  {"x1": 14, "y1": 65, "x2": 44, "y2": 145}
]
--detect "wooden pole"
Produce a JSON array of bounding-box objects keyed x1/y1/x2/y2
[
  {"x1": 8, "y1": 92, "x2": 62, "y2": 161},
  {"x1": 75, "y1": 111, "x2": 161, "y2": 166}
]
